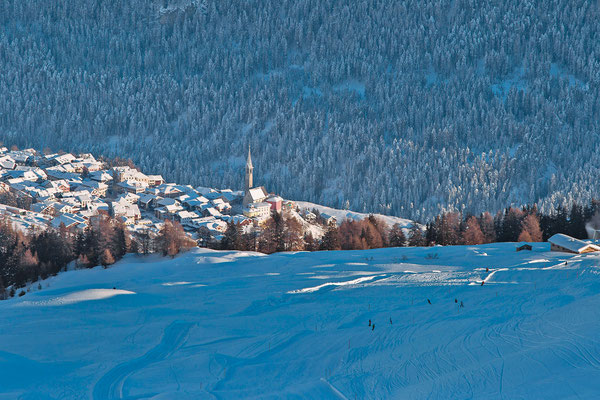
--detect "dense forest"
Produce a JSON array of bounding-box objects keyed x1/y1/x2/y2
[{"x1": 1, "y1": 0, "x2": 600, "y2": 220}]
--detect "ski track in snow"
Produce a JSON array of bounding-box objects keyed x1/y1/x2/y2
[
  {"x1": 17, "y1": 289, "x2": 135, "y2": 307},
  {"x1": 288, "y1": 275, "x2": 383, "y2": 294},
  {"x1": 92, "y1": 321, "x2": 194, "y2": 400},
  {"x1": 321, "y1": 377, "x2": 350, "y2": 399}
]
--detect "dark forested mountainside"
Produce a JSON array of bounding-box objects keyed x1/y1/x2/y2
[{"x1": 1, "y1": 0, "x2": 599, "y2": 220}]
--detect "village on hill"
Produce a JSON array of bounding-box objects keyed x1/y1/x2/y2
[{"x1": 0, "y1": 146, "x2": 336, "y2": 246}]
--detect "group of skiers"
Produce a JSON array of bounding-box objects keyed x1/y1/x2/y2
[
  {"x1": 368, "y1": 297, "x2": 466, "y2": 331},
  {"x1": 429, "y1": 297, "x2": 465, "y2": 307},
  {"x1": 368, "y1": 317, "x2": 394, "y2": 331}
]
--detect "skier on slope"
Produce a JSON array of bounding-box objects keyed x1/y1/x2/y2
[
  {"x1": 369, "y1": 319, "x2": 371, "y2": 327},
  {"x1": 460, "y1": 301, "x2": 464, "y2": 308},
  {"x1": 390, "y1": 317, "x2": 393, "y2": 325},
  {"x1": 427, "y1": 299, "x2": 432, "y2": 304},
  {"x1": 372, "y1": 323, "x2": 375, "y2": 331}
]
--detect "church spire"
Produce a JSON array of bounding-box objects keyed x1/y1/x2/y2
[
  {"x1": 245, "y1": 145, "x2": 253, "y2": 192},
  {"x1": 246, "y1": 145, "x2": 253, "y2": 169}
]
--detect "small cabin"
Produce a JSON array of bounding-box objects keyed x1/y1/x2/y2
[
  {"x1": 548, "y1": 233, "x2": 600, "y2": 254},
  {"x1": 516, "y1": 244, "x2": 532, "y2": 252}
]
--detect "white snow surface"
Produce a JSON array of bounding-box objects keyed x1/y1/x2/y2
[
  {"x1": 17, "y1": 289, "x2": 135, "y2": 307},
  {"x1": 2, "y1": 243, "x2": 600, "y2": 399},
  {"x1": 295, "y1": 200, "x2": 416, "y2": 229}
]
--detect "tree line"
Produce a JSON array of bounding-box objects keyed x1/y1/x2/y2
[
  {"x1": 2, "y1": 198, "x2": 598, "y2": 299},
  {"x1": 220, "y1": 200, "x2": 600, "y2": 254},
  {"x1": 0, "y1": 216, "x2": 194, "y2": 299}
]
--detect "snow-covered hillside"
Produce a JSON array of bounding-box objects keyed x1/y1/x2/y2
[
  {"x1": 296, "y1": 201, "x2": 416, "y2": 229},
  {"x1": 2, "y1": 244, "x2": 600, "y2": 399}
]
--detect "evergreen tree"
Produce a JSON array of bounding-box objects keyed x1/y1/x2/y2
[
  {"x1": 320, "y1": 225, "x2": 341, "y2": 251},
  {"x1": 388, "y1": 223, "x2": 407, "y2": 247},
  {"x1": 499, "y1": 208, "x2": 524, "y2": 242},
  {"x1": 111, "y1": 221, "x2": 129, "y2": 260},
  {"x1": 568, "y1": 204, "x2": 587, "y2": 239},
  {"x1": 303, "y1": 232, "x2": 319, "y2": 251},
  {"x1": 221, "y1": 221, "x2": 240, "y2": 250},
  {"x1": 408, "y1": 225, "x2": 426, "y2": 247},
  {"x1": 478, "y1": 212, "x2": 496, "y2": 243}
]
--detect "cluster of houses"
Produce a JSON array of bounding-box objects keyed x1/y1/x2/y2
[
  {"x1": 6, "y1": 146, "x2": 599, "y2": 256},
  {"x1": 0, "y1": 147, "x2": 295, "y2": 244}
]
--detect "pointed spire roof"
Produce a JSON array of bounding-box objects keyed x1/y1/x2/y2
[{"x1": 246, "y1": 145, "x2": 253, "y2": 168}]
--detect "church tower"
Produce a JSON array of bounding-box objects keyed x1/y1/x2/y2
[{"x1": 245, "y1": 145, "x2": 253, "y2": 193}]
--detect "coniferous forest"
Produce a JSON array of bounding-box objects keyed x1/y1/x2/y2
[{"x1": 1, "y1": 1, "x2": 600, "y2": 220}]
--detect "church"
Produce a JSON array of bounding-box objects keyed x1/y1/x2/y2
[{"x1": 242, "y1": 147, "x2": 271, "y2": 219}]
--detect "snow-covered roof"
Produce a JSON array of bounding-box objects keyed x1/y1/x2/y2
[
  {"x1": 177, "y1": 210, "x2": 199, "y2": 220},
  {"x1": 246, "y1": 187, "x2": 268, "y2": 202},
  {"x1": 548, "y1": 234, "x2": 600, "y2": 253},
  {"x1": 89, "y1": 171, "x2": 113, "y2": 182},
  {"x1": 51, "y1": 213, "x2": 86, "y2": 229},
  {"x1": 204, "y1": 207, "x2": 222, "y2": 217}
]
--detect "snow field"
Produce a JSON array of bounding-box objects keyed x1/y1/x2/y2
[{"x1": 1, "y1": 243, "x2": 600, "y2": 399}]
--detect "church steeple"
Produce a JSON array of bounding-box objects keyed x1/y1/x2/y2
[{"x1": 245, "y1": 145, "x2": 253, "y2": 192}]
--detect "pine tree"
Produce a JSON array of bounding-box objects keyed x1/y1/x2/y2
[
  {"x1": 100, "y1": 249, "x2": 115, "y2": 268},
  {"x1": 388, "y1": 223, "x2": 407, "y2": 247},
  {"x1": 499, "y1": 208, "x2": 524, "y2": 242},
  {"x1": 478, "y1": 212, "x2": 496, "y2": 243},
  {"x1": 320, "y1": 225, "x2": 341, "y2": 251},
  {"x1": 303, "y1": 232, "x2": 319, "y2": 251},
  {"x1": 221, "y1": 221, "x2": 240, "y2": 250},
  {"x1": 408, "y1": 225, "x2": 426, "y2": 247},
  {"x1": 0, "y1": 277, "x2": 6, "y2": 300},
  {"x1": 111, "y1": 221, "x2": 129, "y2": 260},
  {"x1": 568, "y1": 204, "x2": 587, "y2": 239}
]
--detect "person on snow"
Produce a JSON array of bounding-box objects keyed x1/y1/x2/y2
[
  {"x1": 372, "y1": 323, "x2": 375, "y2": 331},
  {"x1": 481, "y1": 280, "x2": 485, "y2": 286},
  {"x1": 369, "y1": 319, "x2": 371, "y2": 327},
  {"x1": 486, "y1": 267, "x2": 489, "y2": 272},
  {"x1": 460, "y1": 301, "x2": 464, "y2": 308},
  {"x1": 390, "y1": 317, "x2": 393, "y2": 325},
  {"x1": 455, "y1": 298, "x2": 458, "y2": 303},
  {"x1": 427, "y1": 299, "x2": 432, "y2": 304}
]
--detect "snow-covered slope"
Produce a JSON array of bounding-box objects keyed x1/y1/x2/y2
[
  {"x1": 296, "y1": 200, "x2": 416, "y2": 229},
  {"x1": 2, "y1": 244, "x2": 600, "y2": 399}
]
